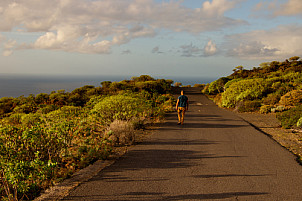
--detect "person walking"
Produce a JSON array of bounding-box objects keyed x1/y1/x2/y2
[{"x1": 176, "y1": 90, "x2": 189, "y2": 125}]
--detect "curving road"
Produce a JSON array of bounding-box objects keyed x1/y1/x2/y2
[{"x1": 63, "y1": 87, "x2": 302, "y2": 200}]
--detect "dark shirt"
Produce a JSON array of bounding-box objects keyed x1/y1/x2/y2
[{"x1": 178, "y1": 95, "x2": 188, "y2": 107}]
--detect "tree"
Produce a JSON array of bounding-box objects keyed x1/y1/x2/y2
[
  {"x1": 233, "y1": 65, "x2": 244, "y2": 72},
  {"x1": 131, "y1": 75, "x2": 155, "y2": 82},
  {"x1": 101, "y1": 81, "x2": 112, "y2": 88},
  {"x1": 174, "y1": 82, "x2": 182, "y2": 87},
  {"x1": 289, "y1": 56, "x2": 300, "y2": 61}
]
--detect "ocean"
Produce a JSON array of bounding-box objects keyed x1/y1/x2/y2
[{"x1": 0, "y1": 75, "x2": 217, "y2": 98}]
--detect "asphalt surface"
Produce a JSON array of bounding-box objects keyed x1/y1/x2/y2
[{"x1": 63, "y1": 88, "x2": 302, "y2": 200}]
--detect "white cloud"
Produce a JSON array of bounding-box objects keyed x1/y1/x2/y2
[
  {"x1": 0, "y1": 0, "x2": 245, "y2": 55},
  {"x1": 204, "y1": 40, "x2": 217, "y2": 56},
  {"x1": 200, "y1": 0, "x2": 238, "y2": 17},
  {"x1": 226, "y1": 24, "x2": 302, "y2": 60},
  {"x1": 274, "y1": 0, "x2": 302, "y2": 16},
  {"x1": 2, "y1": 39, "x2": 16, "y2": 56},
  {"x1": 254, "y1": 0, "x2": 302, "y2": 17}
]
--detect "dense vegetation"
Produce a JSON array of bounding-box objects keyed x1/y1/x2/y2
[
  {"x1": 0, "y1": 75, "x2": 175, "y2": 200},
  {"x1": 203, "y1": 56, "x2": 302, "y2": 129}
]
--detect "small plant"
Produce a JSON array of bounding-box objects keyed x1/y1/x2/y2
[
  {"x1": 279, "y1": 90, "x2": 302, "y2": 106},
  {"x1": 260, "y1": 105, "x2": 273, "y2": 114},
  {"x1": 262, "y1": 93, "x2": 281, "y2": 105},
  {"x1": 201, "y1": 83, "x2": 210, "y2": 94},
  {"x1": 277, "y1": 105, "x2": 302, "y2": 129},
  {"x1": 107, "y1": 120, "x2": 135, "y2": 146},
  {"x1": 174, "y1": 82, "x2": 182, "y2": 87},
  {"x1": 213, "y1": 93, "x2": 222, "y2": 107},
  {"x1": 193, "y1": 84, "x2": 205, "y2": 88},
  {"x1": 297, "y1": 117, "x2": 302, "y2": 128}
]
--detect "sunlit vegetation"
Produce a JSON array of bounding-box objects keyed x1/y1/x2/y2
[
  {"x1": 202, "y1": 56, "x2": 302, "y2": 129},
  {"x1": 0, "y1": 75, "x2": 175, "y2": 200}
]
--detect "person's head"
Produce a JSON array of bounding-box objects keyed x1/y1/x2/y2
[{"x1": 181, "y1": 90, "x2": 184, "y2": 95}]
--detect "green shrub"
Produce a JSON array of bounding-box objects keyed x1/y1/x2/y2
[
  {"x1": 277, "y1": 105, "x2": 302, "y2": 129},
  {"x1": 297, "y1": 117, "x2": 302, "y2": 128},
  {"x1": 46, "y1": 106, "x2": 85, "y2": 121},
  {"x1": 213, "y1": 93, "x2": 223, "y2": 107},
  {"x1": 21, "y1": 113, "x2": 43, "y2": 127},
  {"x1": 91, "y1": 93, "x2": 151, "y2": 125},
  {"x1": 224, "y1": 78, "x2": 243, "y2": 89},
  {"x1": 279, "y1": 90, "x2": 302, "y2": 106},
  {"x1": 7, "y1": 113, "x2": 25, "y2": 125},
  {"x1": 262, "y1": 93, "x2": 281, "y2": 105},
  {"x1": 221, "y1": 78, "x2": 269, "y2": 108},
  {"x1": 193, "y1": 84, "x2": 205, "y2": 88},
  {"x1": 174, "y1": 82, "x2": 182, "y2": 87},
  {"x1": 13, "y1": 103, "x2": 37, "y2": 114},
  {"x1": 271, "y1": 81, "x2": 282, "y2": 91},
  {"x1": 202, "y1": 83, "x2": 210, "y2": 94},
  {"x1": 207, "y1": 77, "x2": 230, "y2": 95},
  {"x1": 236, "y1": 100, "x2": 262, "y2": 113},
  {"x1": 156, "y1": 94, "x2": 175, "y2": 112},
  {"x1": 37, "y1": 104, "x2": 59, "y2": 114},
  {"x1": 260, "y1": 105, "x2": 273, "y2": 114}
]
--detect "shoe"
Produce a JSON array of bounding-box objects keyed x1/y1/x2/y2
[{"x1": 177, "y1": 122, "x2": 181, "y2": 125}]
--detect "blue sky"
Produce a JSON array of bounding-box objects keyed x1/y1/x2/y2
[{"x1": 0, "y1": 0, "x2": 302, "y2": 79}]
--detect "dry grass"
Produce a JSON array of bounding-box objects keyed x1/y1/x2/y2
[{"x1": 107, "y1": 120, "x2": 135, "y2": 146}]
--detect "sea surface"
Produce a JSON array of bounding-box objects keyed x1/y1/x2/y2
[{"x1": 0, "y1": 75, "x2": 216, "y2": 98}]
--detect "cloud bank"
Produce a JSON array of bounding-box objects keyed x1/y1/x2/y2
[
  {"x1": 226, "y1": 24, "x2": 302, "y2": 60},
  {"x1": 0, "y1": 0, "x2": 243, "y2": 55}
]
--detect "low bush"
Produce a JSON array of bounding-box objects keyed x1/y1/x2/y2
[
  {"x1": 174, "y1": 82, "x2": 182, "y2": 87},
  {"x1": 221, "y1": 78, "x2": 269, "y2": 108},
  {"x1": 193, "y1": 84, "x2": 205, "y2": 88},
  {"x1": 260, "y1": 105, "x2": 273, "y2": 114},
  {"x1": 262, "y1": 93, "x2": 281, "y2": 105},
  {"x1": 201, "y1": 83, "x2": 210, "y2": 94},
  {"x1": 297, "y1": 117, "x2": 302, "y2": 128},
  {"x1": 213, "y1": 93, "x2": 223, "y2": 107},
  {"x1": 279, "y1": 90, "x2": 302, "y2": 106},
  {"x1": 106, "y1": 120, "x2": 135, "y2": 146},
  {"x1": 277, "y1": 105, "x2": 302, "y2": 129},
  {"x1": 37, "y1": 104, "x2": 59, "y2": 114},
  {"x1": 90, "y1": 93, "x2": 151, "y2": 125},
  {"x1": 207, "y1": 77, "x2": 230, "y2": 95}
]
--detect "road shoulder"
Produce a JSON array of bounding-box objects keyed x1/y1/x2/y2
[{"x1": 236, "y1": 112, "x2": 302, "y2": 164}]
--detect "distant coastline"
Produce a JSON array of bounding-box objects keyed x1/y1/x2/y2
[{"x1": 0, "y1": 75, "x2": 217, "y2": 98}]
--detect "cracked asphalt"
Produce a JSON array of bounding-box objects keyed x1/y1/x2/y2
[{"x1": 63, "y1": 87, "x2": 302, "y2": 201}]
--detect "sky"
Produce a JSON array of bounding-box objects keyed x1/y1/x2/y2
[{"x1": 0, "y1": 0, "x2": 302, "y2": 79}]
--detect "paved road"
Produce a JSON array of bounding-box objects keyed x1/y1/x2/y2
[{"x1": 63, "y1": 88, "x2": 302, "y2": 200}]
